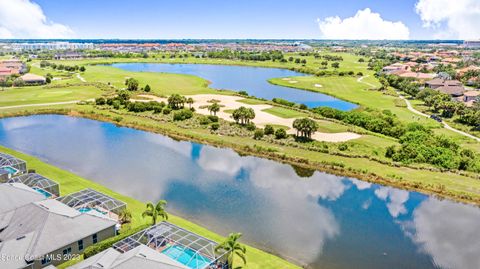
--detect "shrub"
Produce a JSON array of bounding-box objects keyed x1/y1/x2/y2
[
  {"x1": 254, "y1": 129, "x2": 264, "y2": 139},
  {"x1": 264, "y1": 125, "x2": 275, "y2": 135},
  {"x1": 95, "y1": 97, "x2": 106, "y2": 105},
  {"x1": 208, "y1": 115, "x2": 219, "y2": 122},
  {"x1": 198, "y1": 116, "x2": 211, "y2": 125},
  {"x1": 245, "y1": 122, "x2": 256, "y2": 131},
  {"x1": 275, "y1": 128, "x2": 287, "y2": 139},
  {"x1": 173, "y1": 109, "x2": 193, "y2": 121},
  {"x1": 83, "y1": 224, "x2": 149, "y2": 259},
  {"x1": 299, "y1": 104, "x2": 308, "y2": 110},
  {"x1": 162, "y1": 107, "x2": 171, "y2": 115},
  {"x1": 238, "y1": 90, "x2": 249, "y2": 96},
  {"x1": 272, "y1": 98, "x2": 295, "y2": 107},
  {"x1": 112, "y1": 100, "x2": 121, "y2": 110},
  {"x1": 338, "y1": 143, "x2": 348, "y2": 151},
  {"x1": 211, "y1": 123, "x2": 220, "y2": 131},
  {"x1": 144, "y1": 84, "x2": 151, "y2": 92},
  {"x1": 113, "y1": 116, "x2": 123, "y2": 122},
  {"x1": 385, "y1": 145, "x2": 396, "y2": 158}
]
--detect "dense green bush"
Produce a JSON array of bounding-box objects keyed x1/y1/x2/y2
[
  {"x1": 173, "y1": 109, "x2": 193, "y2": 121},
  {"x1": 313, "y1": 107, "x2": 406, "y2": 138},
  {"x1": 162, "y1": 107, "x2": 171, "y2": 115},
  {"x1": 254, "y1": 129, "x2": 264, "y2": 139},
  {"x1": 275, "y1": 128, "x2": 287, "y2": 139},
  {"x1": 272, "y1": 98, "x2": 296, "y2": 107},
  {"x1": 264, "y1": 125, "x2": 275, "y2": 135},
  {"x1": 211, "y1": 123, "x2": 220, "y2": 130}
]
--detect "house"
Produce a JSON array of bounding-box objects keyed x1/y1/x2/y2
[
  {"x1": 69, "y1": 222, "x2": 229, "y2": 269},
  {"x1": 425, "y1": 78, "x2": 463, "y2": 89},
  {"x1": 20, "y1": 74, "x2": 46, "y2": 85},
  {"x1": 463, "y1": 91, "x2": 480, "y2": 107},
  {"x1": 436, "y1": 85, "x2": 465, "y2": 97},
  {"x1": 398, "y1": 72, "x2": 435, "y2": 80},
  {"x1": 382, "y1": 63, "x2": 408, "y2": 74},
  {"x1": 0, "y1": 183, "x2": 46, "y2": 214},
  {"x1": 0, "y1": 199, "x2": 117, "y2": 269}
]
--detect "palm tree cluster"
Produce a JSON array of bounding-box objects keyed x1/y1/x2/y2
[
  {"x1": 168, "y1": 94, "x2": 186, "y2": 109},
  {"x1": 142, "y1": 200, "x2": 169, "y2": 226},
  {"x1": 232, "y1": 106, "x2": 255, "y2": 125},
  {"x1": 292, "y1": 118, "x2": 319, "y2": 139},
  {"x1": 215, "y1": 233, "x2": 247, "y2": 269}
]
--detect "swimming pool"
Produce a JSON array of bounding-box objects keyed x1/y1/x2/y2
[
  {"x1": 162, "y1": 245, "x2": 211, "y2": 269},
  {"x1": 33, "y1": 187, "x2": 52, "y2": 198},
  {"x1": 2, "y1": 166, "x2": 18, "y2": 175},
  {"x1": 77, "y1": 207, "x2": 107, "y2": 215}
]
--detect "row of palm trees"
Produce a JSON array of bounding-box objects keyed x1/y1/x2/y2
[{"x1": 141, "y1": 200, "x2": 247, "y2": 268}]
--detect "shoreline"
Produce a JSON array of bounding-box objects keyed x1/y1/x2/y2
[{"x1": 2, "y1": 108, "x2": 479, "y2": 207}]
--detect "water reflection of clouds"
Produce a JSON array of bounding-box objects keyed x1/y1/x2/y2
[
  {"x1": 196, "y1": 145, "x2": 344, "y2": 264},
  {"x1": 403, "y1": 199, "x2": 480, "y2": 269},
  {"x1": 374, "y1": 187, "x2": 409, "y2": 218}
]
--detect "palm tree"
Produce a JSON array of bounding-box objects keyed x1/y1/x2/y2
[
  {"x1": 208, "y1": 102, "x2": 220, "y2": 116},
  {"x1": 187, "y1": 97, "x2": 194, "y2": 109},
  {"x1": 215, "y1": 233, "x2": 247, "y2": 269},
  {"x1": 142, "y1": 200, "x2": 168, "y2": 226},
  {"x1": 118, "y1": 209, "x2": 132, "y2": 225}
]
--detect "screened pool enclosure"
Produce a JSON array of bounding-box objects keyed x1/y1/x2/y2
[
  {"x1": 0, "y1": 153, "x2": 27, "y2": 174},
  {"x1": 57, "y1": 188, "x2": 126, "y2": 218},
  {"x1": 113, "y1": 222, "x2": 229, "y2": 269},
  {"x1": 8, "y1": 172, "x2": 60, "y2": 197}
]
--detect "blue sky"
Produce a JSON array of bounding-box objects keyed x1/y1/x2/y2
[{"x1": 1, "y1": 0, "x2": 479, "y2": 40}]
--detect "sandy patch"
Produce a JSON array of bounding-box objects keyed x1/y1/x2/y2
[
  {"x1": 289, "y1": 81, "x2": 298, "y2": 84},
  {"x1": 133, "y1": 94, "x2": 361, "y2": 142},
  {"x1": 314, "y1": 84, "x2": 323, "y2": 88},
  {"x1": 282, "y1": 78, "x2": 291, "y2": 81}
]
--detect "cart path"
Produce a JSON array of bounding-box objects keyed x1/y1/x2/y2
[{"x1": 398, "y1": 93, "x2": 480, "y2": 142}]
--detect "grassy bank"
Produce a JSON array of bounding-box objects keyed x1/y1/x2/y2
[{"x1": 0, "y1": 144, "x2": 300, "y2": 269}]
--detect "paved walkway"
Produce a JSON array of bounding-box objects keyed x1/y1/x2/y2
[
  {"x1": 357, "y1": 75, "x2": 377, "y2": 88},
  {"x1": 76, "y1": 73, "x2": 86, "y2": 82},
  {"x1": 398, "y1": 93, "x2": 480, "y2": 142}
]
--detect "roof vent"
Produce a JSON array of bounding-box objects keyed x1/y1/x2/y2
[
  {"x1": 95, "y1": 263, "x2": 104, "y2": 268},
  {"x1": 16, "y1": 235, "x2": 26, "y2": 240},
  {"x1": 139, "y1": 253, "x2": 147, "y2": 258}
]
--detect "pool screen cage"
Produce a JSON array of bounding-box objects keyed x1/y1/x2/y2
[
  {"x1": 57, "y1": 188, "x2": 126, "y2": 215},
  {"x1": 0, "y1": 153, "x2": 27, "y2": 173},
  {"x1": 8, "y1": 173, "x2": 60, "y2": 197},
  {"x1": 113, "y1": 221, "x2": 229, "y2": 269}
]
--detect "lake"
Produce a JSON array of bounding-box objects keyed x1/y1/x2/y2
[
  {"x1": 0, "y1": 115, "x2": 479, "y2": 269},
  {"x1": 110, "y1": 63, "x2": 357, "y2": 110}
]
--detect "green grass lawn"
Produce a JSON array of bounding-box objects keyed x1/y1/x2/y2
[
  {"x1": 0, "y1": 144, "x2": 300, "y2": 269},
  {"x1": 262, "y1": 107, "x2": 307, "y2": 118},
  {"x1": 0, "y1": 85, "x2": 103, "y2": 107}
]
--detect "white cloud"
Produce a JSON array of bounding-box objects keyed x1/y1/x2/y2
[
  {"x1": 317, "y1": 8, "x2": 410, "y2": 40},
  {"x1": 415, "y1": 0, "x2": 480, "y2": 39},
  {"x1": 0, "y1": 0, "x2": 74, "y2": 38},
  {"x1": 405, "y1": 198, "x2": 480, "y2": 269}
]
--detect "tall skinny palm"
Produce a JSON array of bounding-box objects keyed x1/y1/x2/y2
[
  {"x1": 142, "y1": 200, "x2": 168, "y2": 226},
  {"x1": 215, "y1": 233, "x2": 247, "y2": 269}
]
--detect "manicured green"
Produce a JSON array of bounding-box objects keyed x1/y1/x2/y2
[{"x1": 262, "y1": 107, "x2": 307, "y2": 118}]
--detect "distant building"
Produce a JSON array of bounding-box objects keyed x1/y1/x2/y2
[
  {"x1": 20, "y1": 73, "x2": 47, "y2": 85},
  {"x1": 464, "y1": 40, "x2": 480, "y2": 48},
  {"x1": 425, "y1": 78, "x2": 463, "y2": 89}
]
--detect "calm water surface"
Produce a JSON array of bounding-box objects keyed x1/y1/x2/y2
[
  {"x1": 0, "y1": 115, "x2": 479, "y2": 269},
  {"x1": 110, "y1": 63, "x2": 357, "y2": 110}
]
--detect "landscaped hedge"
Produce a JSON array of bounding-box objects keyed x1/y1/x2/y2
[{"x1": 83, "y1": 224, "x2": 150, "y2": 258}]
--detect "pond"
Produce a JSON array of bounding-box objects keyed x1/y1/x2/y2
[
  {"x1": 0, "y1": 115, "x2": 479, "y2": 269},
  {"x1": 110, "y1": 63, "x2": 357, "y2": 110}
]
